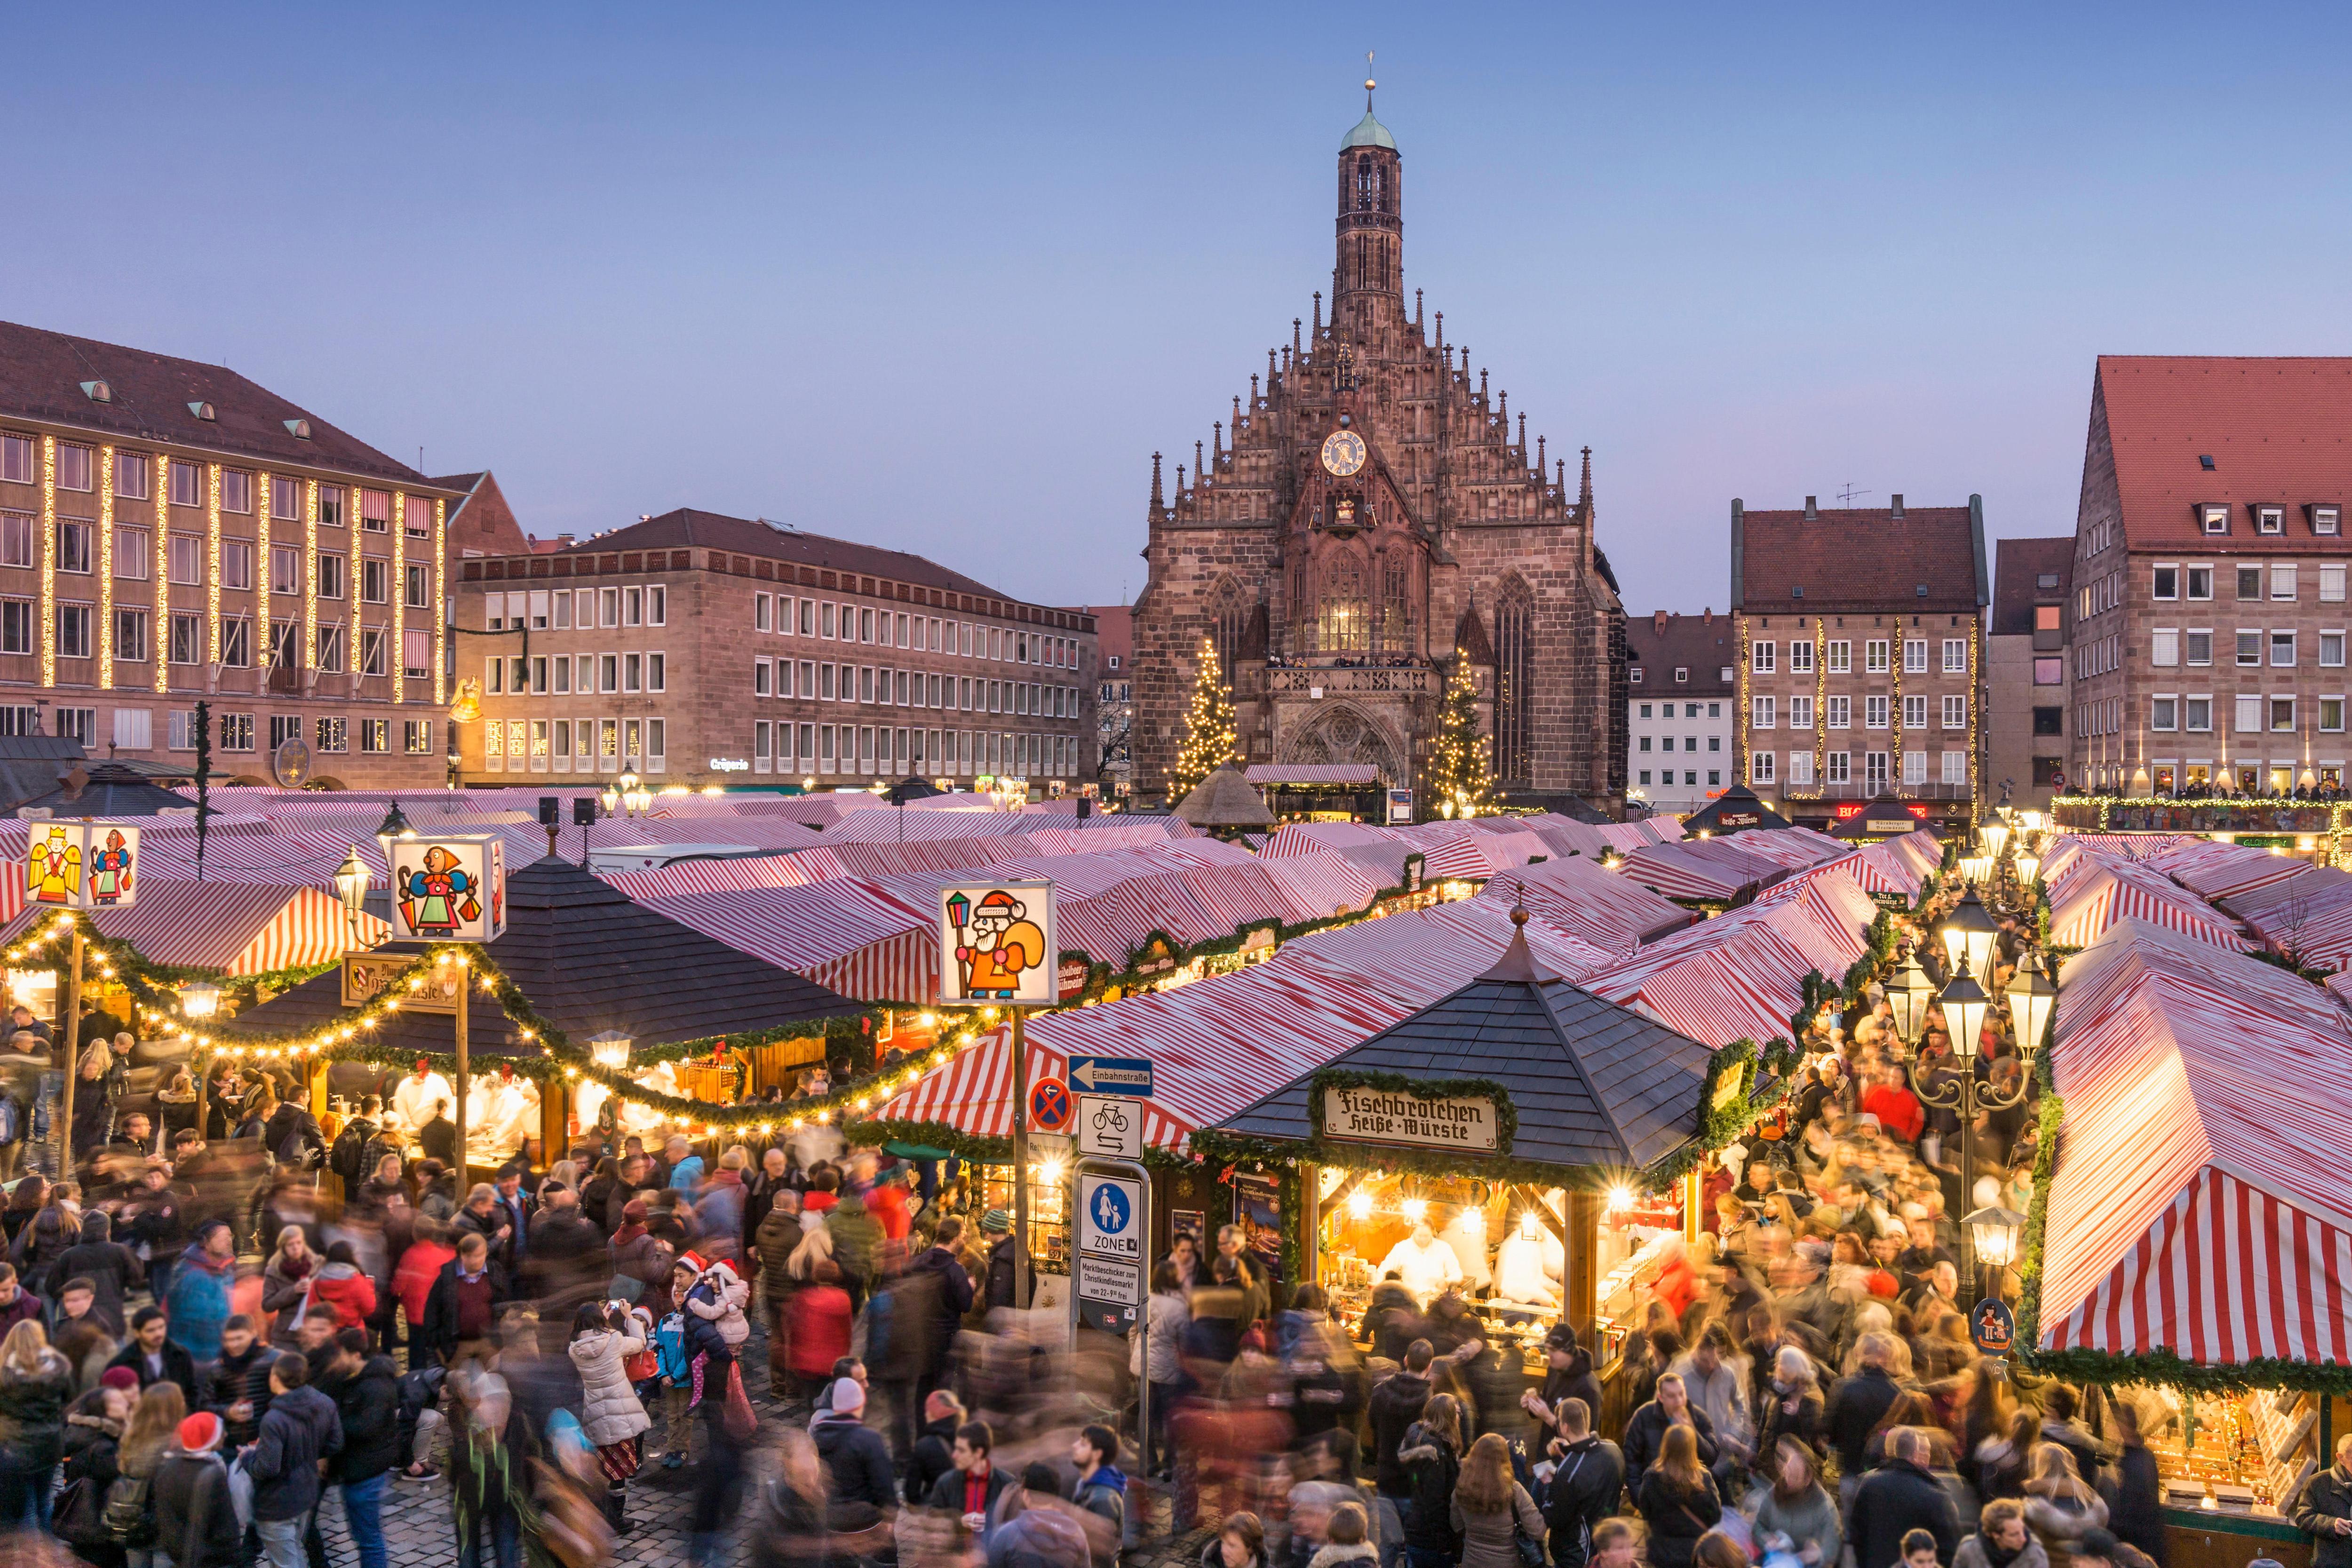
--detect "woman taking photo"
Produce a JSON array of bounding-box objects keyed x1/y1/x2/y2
[
  {"x1": 568, "y1": 1301, "x2": 652, "y2": 1537},
  {"x1": 1637, "y1": 1424, "x2": 1724, "y2": 1568},
  {"x1": 260, "y1": 1227, "x2": 317, "y2": 1344},
  {"x1": 1449, "y1": 1431, "x2": 1544, "y2": 1568},
  {"x1": 1751, "y1": 1435, "x2": 1841, "y2": 1568}
]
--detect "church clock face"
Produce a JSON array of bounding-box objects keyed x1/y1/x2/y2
[{"x1": 1320, "y1": 430, "x2": 1367, "y2": 478}]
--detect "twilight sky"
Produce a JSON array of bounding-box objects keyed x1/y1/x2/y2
[{"x1": 17, "y1": 3, "x2": 2352, "y2": 615}]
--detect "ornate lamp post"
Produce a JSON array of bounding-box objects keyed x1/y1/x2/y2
[
  {"x1": 1940, "y1": 889, "x2": 2002, "y2": 979},
  {"x1": 333, "y1": 846, "x2": 372, "y2": 954},
  {"x1": 1901, "y1": 946, "x2": 2042, "y2": 1295},
  {"x1": 373, "y1": 804, "x2": 416, "y2": 903}
]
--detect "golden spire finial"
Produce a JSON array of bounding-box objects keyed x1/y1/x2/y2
[{"x1": 1365, "y1": 49, "x2": 1376, "y2": 109}]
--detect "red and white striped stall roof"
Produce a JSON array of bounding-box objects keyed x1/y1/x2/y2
[
  {"x1": 2142, "y1": 840, "x2": 2316, "y2": 903},
  {"x1": 0, "y1": 881, "x2": 386, "y2": 974},
  {"x1": 1836, "y1": 843, "x2": 1923, "y2": 899},
  {"x1": 1618, "y1": 841, "x2": 1779, "y2": 902},
  {"x1": 2040, "y1": 917, "x2": 2352, "y2": 1363},
  {"x1": 1473, "y1": 855, "x2": 1693, "y2": 960},
  {"x1": 637, "y1": 880, "x2": 937, "y2": 1002},
  {"x1": 2046, "y1": 862, "x2": 2250, "y2": 951}
]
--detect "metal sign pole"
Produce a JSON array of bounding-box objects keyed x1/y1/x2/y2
[
  {"x1": 1075, "y1": 1154, "x2": 1151, "y2": 1486},
  {"x1": 1011, "y1": 1008, "x2": 1031, "y2": 1308}
]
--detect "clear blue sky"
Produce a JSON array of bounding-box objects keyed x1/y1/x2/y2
[{"x1": 18, "y1": 3, "x2": 2352, "y2": 614}]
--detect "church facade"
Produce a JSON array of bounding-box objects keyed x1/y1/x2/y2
[{"x1": 1130, "y1": 95, "x2": 1627, "y2": 813}]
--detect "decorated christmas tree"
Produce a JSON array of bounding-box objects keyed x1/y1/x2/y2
[
  {"x1": 1168, "y1": 637, "x2": 1239, "y2": 804},
  {"x1": 1421, "y1": 655, "x2": 1493, "y2": 818}
]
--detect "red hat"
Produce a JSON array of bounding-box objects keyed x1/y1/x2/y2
[
  {"x1": 178, "y1": 1412, "x2": 222, "y2": 1451},
  {"x1": 678, "y1": 1250, "x2": 710, "y2": 1276},
  {"x1": 100, "y1": 1367, "x2": 139, "y2": 1392},
  {"x1": 803, "y1": 1191, "x2": 838, "y2": 1213}
]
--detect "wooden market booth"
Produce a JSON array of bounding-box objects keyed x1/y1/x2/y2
[
  {"x1": 227, "y1": 854, "x2": 864, "y2": 1180},
  {"x1": 1199, "y1": 908, "x2": 1764, "y2": 1428}
]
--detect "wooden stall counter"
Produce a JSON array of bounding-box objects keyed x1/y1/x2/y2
[{"x1": 2163, "y1": 1505, "x2": 2312, "y2": 1568}]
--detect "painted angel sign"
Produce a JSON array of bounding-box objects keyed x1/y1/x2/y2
[
  {"x1": 393, "y1": 835, "x2": 506, "y2": 942},
  {"x1": 24, "y1": 820, "x2": 140, "y2": 910}
]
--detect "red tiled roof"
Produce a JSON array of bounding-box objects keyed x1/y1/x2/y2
[
  {"x1": 0, "y1": 320, "x2": 436, "y2": 486},
  {"x1": 2097, "y1": 356, "x2": 2352, "y2": 552},
  {"x1": 1625, "y1": 611, "x2": 1736, "y2": 697},
  {"x1": 1990, "y1": 536, "x2": 2075, "y2": 637},
  {"x1": 1733, "y1": 501, "x2": 1985, "y2": 613}
]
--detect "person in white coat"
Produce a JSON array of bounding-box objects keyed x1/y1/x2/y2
[{"x1": 569, "y1": 1301, "x2": 653, "y2": 1536}]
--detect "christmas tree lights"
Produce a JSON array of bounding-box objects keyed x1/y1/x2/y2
[
  {"x1": 1422, "y1": 654, "x2": 1492, "y2": 818},
  {"x1": 1168, "y1": 636, "x2": 1238, "y2": 802}
]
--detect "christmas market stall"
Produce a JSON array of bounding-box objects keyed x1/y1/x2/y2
[
  {"x1": 223, "y1": 853, "x2": 865, "y2": 1176},
  {"x1": 1194, "y1": 908, "x2": 1776, "y2": 1425},
  {"x1": 2022, "y1": 915, "x2": 2352, "y2": 1568},
  {"x1": 1676, "y1": 782, "x2": 1792, "y2": 836}
]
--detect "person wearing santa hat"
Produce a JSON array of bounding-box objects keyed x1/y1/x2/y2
[{"x1": 153, "y1": 1411, "x2": 240, "y2": 1568}]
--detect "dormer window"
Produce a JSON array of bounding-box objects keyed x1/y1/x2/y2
[
  {"x1": 1629, "y1": 666, "x2": 1644, "y2": 684},
  {"x1": 2200, "y1": 504, "x2": 2230, "y2": 534},
  {"x1": 2312, "y1": 504, "x2": 2342, "y2": 536},
  {"x1": 1674, "y1": 667, "x2": 1689, "y2": 683},
  {"x1": 2256, "y1": 505, "x2": 2285, "y2": 535},
  {"x1": 79, "y1": 380, "x2": 110, "y2": 404},
  {"x1": 284, "y1": 418, "x2": 312, "y2": 440},
  {"x1": 187, "y1": 401, "x2": 215, "y2": 422}
]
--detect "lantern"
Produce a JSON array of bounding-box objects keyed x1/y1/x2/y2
[
  {"x1": 1966, "y1": 1202, "x2": 2028, "y2": 1270},
  {"x1": 373, "y1": 804, "x2": 416, "y2": 891},
  {"x1": 2005, "y1": 949, "x2": 2057, "y2": 1059},
  {"x1": 586, "y1": 1029, "x2": 634, "y2": 1071},
  {"x1": 178, "y1": 979, "x2": 222, "y2": 1020},
  {"x1": 1978, "y1": 821, "x2": 2010, "y2": 861},
  {"x1": 1885, "y1": 953, "x2": 1933, "y2": 1044},
  {"x1": 1940, "y1": 890, "x2": 2001, "y2": 979},
  {"x1": 1937, "y1": 962, "x2": 1992, "y2": 1059}
]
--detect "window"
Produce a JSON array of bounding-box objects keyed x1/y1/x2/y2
[
  {"x1": 755, "y1": 659, "x2": 772, "y2": 697},
  {"x1": 2272, "y1": 696, "x2": 2297, "y2": 732},
  {"x1": 1788, "y1": 695, "x2": 1813, "y2": 728},
  {"x1": 1902, "y1": 750, "x2": 1927, "y2": 787},
  {"x1": 404, "y1": 721, "x2": 434, "y2": 755},
  {"x1": 221, "y1": 618, "x2": 251, "y2": 667},
  {"x1": 220, "y1": 470, "x2": 251, "y2": 513},
  {"x1": 1827, "y1": 751, "x2": 1851, "y2": 784},
  {"x1": 2185, "y1": 630, "x2": 2212, "y2": 666},
  {"x1": 1750, "y1": 752, "x2": 1776, "y2": 785},
  {"x1": 359, "y1": 718, "x2": 388, "y2": 753},
  {"x1": 1827, "y1": 695, "x2": 1851, "y2": 728},
  {"x1": 315, "y1": 486, "x2": 345, "y2": 529},
  {"x1": 597, "y1": 653, "x2": 618, "y2": 693},
  {"x1": 1902, "y1": 694, "x2": 1927, "y2": 729},
  {"x1": 2321, "y1": 565, "x2": 2348, "y2": 605},
  {"x1": 2257, "y1": 505, "x2": 2285, "y2": 535},
  {"x1": 860, "y1": 607, "x2": 874, "y2": 643},
  {"x1": 1942, "y1": 638, "x2": 1967, "y2": 672},
  {"x1": 1673, "y1": 666, "x2": 1688, "y2": 684},
  {"x1": 316, "y1": 623, "x2": 344, "y2": 673},
  {"x1": 1629, "y1": 667, "x2": 1643, "y2": 685},
  {"x1": 405, "y1": 563, "x2": 429, "y2": 609},
  {"x1": 1859, "y1": 694, "x2": 1887, "y2": 729},
  {"x1": 316, "y1": 716, "x2": 347, "y2": 753},
  {"x1": 1751, "y1": 641, "x2": 1776, "y2": 674},
  {"x1": 1940, "y1": 749, "x2": 1967, "y2": 785},
  {"x1": 1638, "y1": 736, "x2": 1652, "y2": 753},
  {"x1": 2235, "y1": 694, "x2": 2262, "y2": 733},
  {"x1": 2202, "y1": 505, "x2": 2229, "y2": 535},
  {"x1": 1826, "y1": 640, "x2": 1850, "y2": 673},
  {"x1": 1865, "y1": 639, "x2": 1889, "y2": 673},
  {"x1": 2237, "y1": 565, "x2": 2263, "y2": 600},
  {"x1": 360, "y1": 628, "x2": 386, "y2": 677},
  {"x1": 361, "y1": 558, "x2": 388, "y2": 604},
  {"x1": 159, "y1": 533, "x2": 195, "y2": 586},
  {"x1": 112, "y1": 527, "x2": 148, "y2": 580},
  {"x1": 2150, "y1": 698, "x2": 2177, "y2": 731},
  {"x1": 2237, "y1": 630, "x2": 2262, "y2": 666},
  {"x1": 318, "y1": 555, "x2": 344, "y2": 601},
  {"x1": 597, "y1": 587, "x2": 620, "y2": 628},
  {"x1": 56, "y1": 445, "x2": 92, "y2": 493},
  {"x1": 2151, "y1": 629, "x2": 2178, "y2": 667},
  {"x1": 646, "y1": 586, "x2": 665, "y2": 626},
  {"x1": 2273, "y1": 630, "x2": 2297, "y2": 667},
  {"x1": 2186, "y1": 566, "x2": 2213, "y2": 600},
  {"x1": 57, "y1": 521, "x2": 89, "y2": 574},
  {"x1": 403, "y1": 496, "x2": 432, "y2": 538},
  {"x1": 0, "y1": 435, "x2": 29, "y2": 485},
  {"x1": 1789, "y1": 641, "x2": 1814, "y2": 674},
  {"x1": 0, "y1": 513, "x2": 28, "y2": 567},
  {"x1": 168, "y1": 614, "x2": 199, "y2": 665},
  {"x1": 56, "y1": 604, "x2": 89, "y2": 659},
  {"x1": 2326, "y1": 633, "x2": 2346, "y2": 668},
  {"x1": 352, "y1": 490, "x2": 388, "y2": 532},
  {"x1": 621, "y1": 586, "x2": 643, "y2": 627},
  {"x1": 1865, "y1": 751, "x2": 1889, "y2": 790},
  {"x1": 1903, "y1": 639, "x2": 1927, "y2": 674},
  {"x1": 2033, "y1": 656, "x2": 2063, "y2": 685},
  {"x1": 2326, "y1": 700, "x2": 2347, "y2": 733},
  {"x1": 114, "y1": 453, "x2": 150, "y2": 501},
  {"x1": 1942, "y1": 694, "x2": 1967, "y2": 729},
  {"x1": 222, "y1": 541, "x2": 253, "y2": 591},
  {"x1": 53, "y1": 708, "x2": 94, "y2": 748},
  {"x1": 210, "y1": 712, "x2": 252, "y2": 751},
  {"x1": 268, "y1": 475, "x2": 300, "y2": 522},
  {"x1": 2273, "y1": 565, "x2": 2299, "y2": 600},
  {"x1": 2185, "y1": 697, "x2": 2211, "y2": 732},
  {"x1": 755, "y1": 594, "x2": 771, "y2": 632},
  {"x1": 165, "y1": 460, "x2": 201, "y2": 508},
  {"x1": 113, "y1": 609, "x2": 147, "y2": 663},
  {"x1": 1786, "y1": 753, "x2": 1813, "y2": 785},
  {"x1": 270, "y1": 545, "x2": 301, "y2": 596},
  {"x1": 2152, "y1": 565, "x2": 2178, "y2": 600},
  {"x1": 403, "y1": 629, "x2": 429, "y2": 678}
]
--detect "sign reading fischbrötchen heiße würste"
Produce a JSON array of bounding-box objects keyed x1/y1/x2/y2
[{"x1": 1320, "y1": 1085, "x2": 1499, "y2": 1153}]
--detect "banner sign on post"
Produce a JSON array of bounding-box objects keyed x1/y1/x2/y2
[
  {"x1": 1319, "y1": 1083, "x2": 1501, "y2": 1153},
  {"x1": 939, "y1": 880, "x2": 1057, "y2": 1006},
  {"x1": 390, "y1": 835, "x2": 506, "y2": 943},
  {"x1": 25, "y1": 820, "x2": 143, "y2": 910}
]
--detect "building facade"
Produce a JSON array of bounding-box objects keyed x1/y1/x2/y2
[
  {"x1": 1130, "y1": 95, "x2": 1626, "y2": 813},
  {"x1": 1986, "y1": 538, "x2": 2074, "y2": 810},
  {"x1": 0, "y1": 323, "x2": 469, "y2": 787},
  {"x1": 455, "y1": 509, "x2": 1098, "y2": 792},
  {"x1": 1731, "y1": 494, "x2": 1991, "y2": 835},
  {"x1": 1625, "y1": 610, "x2": 1736, "y2": 815},
  {"x1": 1076, "y1": 602, "x2": 1133, "y2": 801},
  {"x1": 2065, "y1": 357, "x2": 2352, "y2": 796}
]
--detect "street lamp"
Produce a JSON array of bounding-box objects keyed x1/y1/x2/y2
[
  {"x1": 373, "y1": 804, "x2": 416, "y2": 891},
  {"x1": 333, "y1": 845, "x2": 372, "y2": 952},
  {"x1": 585, "y1": 1029, "x2": 633, "y2": 1071},
  {"x1": 1966, "y1": 1202, "x2": 2028, "y2": 1274},
  {"x1": 599, "y1": 783, "x2": 620, "y2": 816},
  {"x1": 622, "y1": 776, "x2": 652, "y2": 817},
  {"x1": 1907, "y1": 948, "x2": 2037, "y2": 1296},
  {"x1": 1979, "y1": 821, "x2": 2010, "y2": 861},
  {"x1": 1937, "y1": 959, "x2": 1992, "y2": 1058},
  {"x1": 1885, "y1": 952, "x2": 1934, "y2": 1043},
  {"x1": 178, "y1": 979, "x2": 222, "y2": 1020},
  {"x1": 1940, "y1": 889, "x2": 2002, "y2": 979},
  {"x1": 2005, "y1": 949, "x2": 2057, "y2": 1057},
  {"x1": 2012, "y1": 850, "x2": 2040, "y2": 891}
]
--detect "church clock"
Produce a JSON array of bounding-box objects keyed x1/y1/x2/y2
[{"x1": 1319, "y1": 430, "x2": 1367, "y2": 478}]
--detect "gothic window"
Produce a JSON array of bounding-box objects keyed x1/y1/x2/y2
[
  {"x1": 1379, "y1": 556, "x2": 1413, "y2": 654},
  {"x1": 1316, "y1": 558, "x2": 1370, "y2": 654},
  {"x1": 1209, "y1": 579, "x2": 1248, "y2": 684},
  {"x1": 1355, "y1": 154, "x2": 1381, "y2": 213},
  {"x1": 1496, "y1": 578, "x2": 1534, "y2": 785}
]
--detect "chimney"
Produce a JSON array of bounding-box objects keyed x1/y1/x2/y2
[
  {"x1": 1890, "y1": 493, "x2": 1905, "y2": 519},
  {"x1": 1804, "y1": 495, "x2": 1818, "y2": 520},
  {"x1": 1702, "y1": 607, "x2": 1713, "y2": 626},
  {"x1": 1653, "y1": 610, "x2": 1669, "y2": 635},
  {"x1": 556, "y1": 533, "x2": 575, "y2": 548}
]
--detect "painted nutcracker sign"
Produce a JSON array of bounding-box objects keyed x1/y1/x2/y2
[
  {"x1": 24, "y1": 820, "x2": 141, "y2": 910},
  {"x1": 938, "y1": 879, "x2": 1056, "y2": 1007},
  {"x1": 393, "y1": 835, "x2": 506, "y2": 943}
]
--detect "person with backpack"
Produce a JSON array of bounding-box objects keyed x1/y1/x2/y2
[
  {"x1": 59, "y1": 1369, "x2": 139, "y2": 1566},
  {"x1": 263, "y1": 1095, "x2": 326, "y2": 1176},
  {"x1": 110, "y1": 1383, "x2": 183, "y2": 1568},
  {"x1": 56, "y1": 1211, "x2": 143, "y2": 1335},
  {"x1": 153, "y1": 1411, "x2": 240, "y2": 1568},
  {"x1": 163, "y1": 1220, "x2": 237, "y2": 1365},
  {"x1": 329, "y1": 1100, "x2": 379, "y2": 1199},
  {"x1": 310, "y1": 1328, "x2": 401, "y2": 1568}
]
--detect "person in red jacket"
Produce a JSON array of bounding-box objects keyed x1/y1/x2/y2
[
  {"x1": 393, "y1": 1219, "x2": 457, "y2": 1347},
  {"x1": 307, "y1": 1240, "x2": 379, "y2": 1331},
  {"x1": 1859, "y1": 1067, "x2": 1926, "y2": 1145},
  {"x1": 787, "y1": 1271, "x2": 852, "y2": 1400}
]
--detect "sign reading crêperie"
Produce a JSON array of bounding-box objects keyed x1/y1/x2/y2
[{"x1": 1321, "y1": 1084, "x2": 1500, "y2": 1153}]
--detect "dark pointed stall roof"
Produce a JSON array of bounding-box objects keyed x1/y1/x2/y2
[
  {"x1": 1173, "y1": 765, "x2": 1275, "y2": 829},
  {"x1": 1211, "y1": 917, "x2": 1714, "y2": 1176},
  {"x1": 1678, "y1": 784, "x2": 1790, "y2": 837},
  {"x1": 16, "y1": 760, "x2": 203, "y2": 819},
  {"x1": 226, "y1": 853, "x2": 862, "y2": 1060},
  {"x1": 1829, "y1": 795, "x2": 1933, "y2": 841}
]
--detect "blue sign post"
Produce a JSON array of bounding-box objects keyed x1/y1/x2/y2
[{"x1": 1068, "y1": 1056, "x2": 1153, "y2": 1098}]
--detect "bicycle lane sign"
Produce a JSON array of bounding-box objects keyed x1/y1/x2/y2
[{"x1": 1076, "y1": 1093, "x2": 1143, "y2": 1160}]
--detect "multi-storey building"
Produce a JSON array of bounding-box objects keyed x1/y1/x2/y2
[
  {"x1": 1985, "y1": 538, "x2": 2074, "y2": 810},
  {"x1": 2065, "y1": 357, "x2": 2352, "y2": 796},
  {"x1": 1624, "y1": 610, "x2": 1735, "y2": 815},
  {"x1": 1130, "y1": 91, "x2": 1626, "y2": 814},
  {"x1": 456, "y1": 509, "x2": 1098, "y2": 791},
  {"x1": 0, "y1": 322, "x2": 478, "y2": 787},
  {"x1": 1077, "y1": 602, "x2": 1133, "y2": 800},
  {"x1": 1731, "y1": 494, "x2": 1990, "y2": 836}
]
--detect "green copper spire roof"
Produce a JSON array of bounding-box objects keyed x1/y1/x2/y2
[{"x1": 1341, "y1": 108, "x2": 1396, "y2": 151}]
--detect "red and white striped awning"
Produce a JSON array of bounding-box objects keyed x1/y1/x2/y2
[
  {"x1": 1476, "y1": 855, "x2": 1693, "y2": 960},
  {"x1": 0, "y1": 881, "x2": 387, "y2": 975},
  {"x1": 636, "y1": 881, "x2": 938, "y2": 1002},
  {"x1": 1619, "y1": 841, "x2": 1777, "y2": 901},
  {"x1": 2047, "y1": 861, "x2": 2250, "y2": 951},
  {"x1": 2039, "y1": 917, "x2": 2352, "y2": 1364}
]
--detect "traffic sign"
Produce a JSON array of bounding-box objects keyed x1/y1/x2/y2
[
  {"x1": 1078, "y1": 1172, "x2": 1144, "y2": 1262},
  {"x1": 1027, "y1": 1075, "x2": 1074, "y2": 1134},
  {"x1": 1077, "y1": 1094, "x2": 1143, "y2": 1160},
  {"x1": 1075, "y1": 1255, "x2": 1142, "y2": 1332},
  {"x1": 1068, "y1": 1056, "x2": 1153, "y2": 1098}
]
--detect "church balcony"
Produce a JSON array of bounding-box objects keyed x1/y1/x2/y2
[{"x1": 1251, "y1": 660, "x2": 1436, "y2": 700}]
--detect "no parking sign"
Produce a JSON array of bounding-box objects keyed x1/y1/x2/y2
[{"x1": 1027, "y1": 1075, "x2": 1074, "y2": 1133}]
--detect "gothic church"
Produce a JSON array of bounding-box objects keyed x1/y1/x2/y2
[{"x1": 1131, "y1": 90, "x2": 1628, "y2": 812}]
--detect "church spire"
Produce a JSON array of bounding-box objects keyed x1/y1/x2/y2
[
  {"x1": 1149, "y1": 451, "x2": 1163, "y2": 512},
  {"x1": 1578, "y1": 446, "x2": 1594, "y2": 512},
  {"x1": 1335, "y1": 69, "x2": 1403, "y2": 342}
]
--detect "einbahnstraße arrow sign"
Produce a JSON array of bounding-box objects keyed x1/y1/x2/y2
[{"x1": 1068, "y1": 1056, "x2": 1152, "y2": 1097}]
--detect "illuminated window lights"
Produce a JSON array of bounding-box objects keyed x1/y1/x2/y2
[
  {"x1": 433, "y1": 496, "x2": 447, "y2": 704},
  {"x1": 152, "y1": 472, "x2": 167, "y2": 694},
  {"x1": 206, "y1": 463, "x2": 222, "y2": 663},
  {"x1": 390, "y1": 489, "x2": 405, "y2": 705},
  {"x1": 97, "y1": 446, "x2": 113, "y2": 686},
  {"x1": 254, "y1": 471, "x2": 270, "y2": 687},
  {"x1": 304, "y1": 478, "x2": 319, "y2": 674},
  {"x1": 39, "y1": 435, "x2": 55, "y2": 687}
]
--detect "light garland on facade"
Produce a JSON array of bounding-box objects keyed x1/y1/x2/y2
[
  {"x1": 390, "y1": 489, "x2": 405, "y2": 705},
  {"x1": 1968, "y1": 619, "x2": 1982, "y2": 828},
  {"x1": 39, "y1": 436, "x2": 56, "y2": 687},
  {"x1": 347, "y1": 487, "x2": 362, "y2": 696},
  {"x1": 97, "y1": 446, "x2": 114, "y2": 684},
  {"x1": 304, "y1": 478, "x2": 319, "y2": 679},
  {"x1": 433, "y1": 496, "x2": 447, "y2": 705},
  {"x1": 206, "y1": 463, "x2": 222, "y2": 663},
  {"x1": 255, "y1": 470, "x2": 271, "y2": 692},
  {"x1": 151, "y1": 471, "x2": 167, "y2": 694},
  {"x1": 1735, "y1": 611, "x2": 1750, "y2": 785},
  {"x1": 1813, "y1": 616, "x2": 1828, "y2": 794},
  {"x1": 1890, "y1": 624, "x2": 1905, "y2": 788}
]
